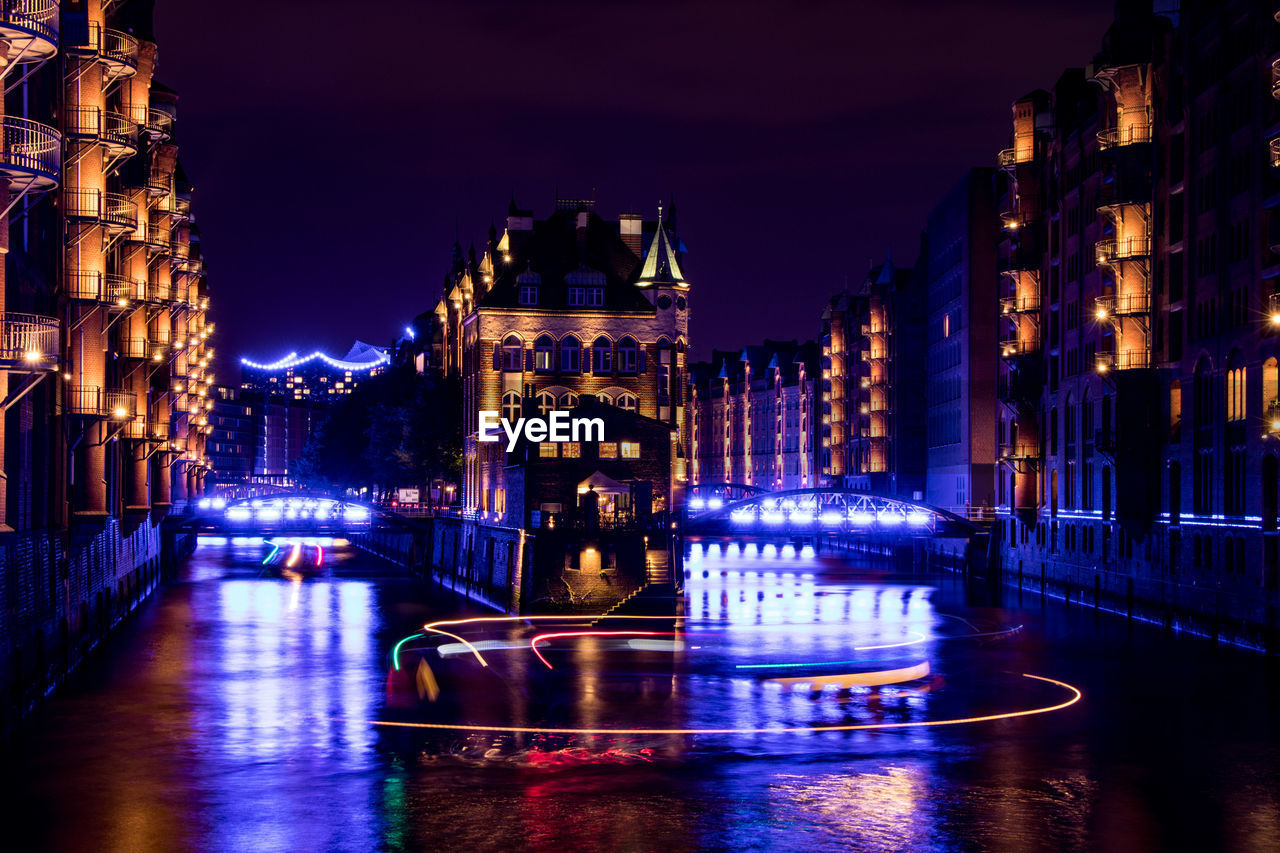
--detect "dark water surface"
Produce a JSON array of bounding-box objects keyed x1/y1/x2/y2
[{"x1": 3, "y1": 536, "x2": 1279, "y2": 852}]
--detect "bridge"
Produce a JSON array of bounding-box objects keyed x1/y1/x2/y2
[
  {"x1": 682, "y1": 488, "x2": 978, "y2": 539},
  {"x1": 187, "y1": 492, "x2": 374, "y2": 535}
]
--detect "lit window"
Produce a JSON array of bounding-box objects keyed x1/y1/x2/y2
[
  {"x1": 501, "y1": 391, "x2": 521, "y2": 423},
  {"x1": 943, "y1": 314, "x2": 950, "y2": 338},
  {"x1": 599, "y1": 442, "x2": 618, "y2": 459},
  {"x1": 559, "y1": 392, "x2": 579, "y2": 409},
  {"x1": 534, "y1": 335, "x2": 554, "y2": 372},
  {"x1": 539, "y1": 442, "x2": 558, "y2": 458},
  {"x1": 617, "y1": 393, "x2": 638, "y2": 412},
  {"x1": 621, "y1": 441, "x2": 640, "y2": 458},
  {"x1": 502, "y1": 335, "x2": 523, "y2": 371},
  {"x1": 519, "y1": 286, "x2": 538, "y2": 305},
  {"x1": 1227, "y1": 366, "x2": 1246, "y2": 421},
  {"x1": 563, "y1": 442, "x2": 581, "y2": 458},
  {"x1": 537, "y1": 391, "x2": 556, "y2": 416}
]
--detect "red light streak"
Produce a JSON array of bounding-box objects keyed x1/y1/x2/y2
[
  {"x1": 529, "y1": 631, "x2": 680, "y2": 670},
  {"x1": 363, "y1": 673, "x2": 1081, "y2": 736}
]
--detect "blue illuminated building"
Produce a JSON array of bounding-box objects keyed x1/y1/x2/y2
[{"x1": 239, "y1": 341, "x2": 390, "y2": 402}]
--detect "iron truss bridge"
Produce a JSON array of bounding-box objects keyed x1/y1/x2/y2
[
  {"x1": 189, "y1": 492, "x2": 373, "y2": 534},
  {"x1": 683, "y1": 488, "x2": 976, "y2": 538},
  {"x1": 686, "y1": 482, "x2": 771, "y2": 512}
]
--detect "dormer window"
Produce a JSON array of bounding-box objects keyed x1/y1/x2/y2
[
  {"x1": 568, "y1": 287, "x2": 586, "y2": 306},
  {"x1": 519, "y1": 285, "x2": 538, "y2": 306},
  {"x1": 587, "y1": 288, "x2": 604, "y2": 306}
]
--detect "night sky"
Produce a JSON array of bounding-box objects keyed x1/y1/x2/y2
[{"x1": 153, "y1": 0, "x2": 1115, "y2": 378}]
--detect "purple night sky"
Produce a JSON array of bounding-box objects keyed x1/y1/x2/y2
[{"x1": 152, "y1": 0, "x2": 1115, "y2": 376}]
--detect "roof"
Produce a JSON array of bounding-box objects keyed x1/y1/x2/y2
[{"x1": 636, "y1": 208, "x2": 687, "y2": 285}]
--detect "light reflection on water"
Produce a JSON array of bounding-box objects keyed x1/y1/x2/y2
[{"x1": 5, "y1": 535, "x2": 1280, "y2": 853}]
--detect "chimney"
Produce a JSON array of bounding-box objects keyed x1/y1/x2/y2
[{"x1": 619, "y1": 212, "x2": 643, "y2": 255}]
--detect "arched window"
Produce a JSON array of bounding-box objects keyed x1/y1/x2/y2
[
  {"x1": 501, "y1": 391, "x2": 521, "y2": 422},
  {"x1": 502, "y1": 335, "x2": 523, "y2": 372},
  {"x1": 595, "y1": 392, "x2": 613, "y2": 406},
  {"x1": 1194, "y1": 358, "x2": 1212, "y2": 426},
  {"x1": 1264, "y1": 358, "x2": 1278, "y2": 414},
  {"x1": 1226, "y1": 352, "x2": 1245, "y2": 422},
  {"x1": 592, "y1": 336, "x2": 613, "y2": 373},
  {"x1": 617, "y1": 336, "x2": 638, "y2": 374},
  {"x1": 559, "y1": 392, "x2": 579, "y2": 409},
  {"x1": 616, "y1": 393, "x2": 638, "y2": 412},
  {"x1": 1168, "y1": 381, "x2": 1180, "y2": 430},
  {"x1": 560, "y1": 335, "x2": 581, "y2": 373},
  {"x1": 536, "y1": 391, "x2": 556, "y2": 416},
  {"x1": 534, "y1": 335, "x2": 554, "y2": 373}
]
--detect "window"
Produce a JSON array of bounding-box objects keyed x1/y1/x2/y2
[
  {"x1": 534, "y1": 335, "x2": 554, "y2": 372},
  {"x1": 560, "y1": 336, "x2": 580, "y2": 373},
  {"x1": 1226, "y1": 365, "x2": 1245, "y2": 422},
  {"x1": 519, "y1": 285, "x2": 538, "y2": 305},
  {"x1": 592, "y1": 337, "x2": 613, "y2": 373},
  {"x1": 567, "y1": 287, "x2": 586, "y2": 306},
  {"x1": 536, "y1": 391, "x2": 556, "y2": 416},
  {"x1": 621, "y1": 441, "x2": 640, "y2": 458},
  {"x1": 599, "y1": 442, "x2": 618, "y2": 459},
  {"x1": 539, "y1": 442, "x2": 558, "y2": 458},
  {"x1": 559, "y1": 392, "x2": 579, "y2": 409},
  {"x1": 616, "y1": 393, "x2": 638, "y2": 412},
  {"x1": 501, "y1": 335, "x2": 523, "y2": 371},
  {"x1": 587, "y1": 288, "x2": 604, "y2": 306},
  {"x1": 617, "y1": 336, "x2": 638, "y2": 373},
  {"x1": 562, "y1": 442, "x2": 581, "y2": 458},
  {"x1": 501, "y1": 391, "x2": 521, "y2": 423}
]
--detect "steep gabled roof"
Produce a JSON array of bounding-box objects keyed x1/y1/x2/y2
[{"x1": 636, "y1": 208, "x2": 687, "y2": 286}]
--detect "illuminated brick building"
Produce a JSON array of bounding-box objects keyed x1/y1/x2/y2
[
  {"x1": 688, "y1": 340, "x2": 818, "y2": 491},
  {"x1": 434, "y1": 198, "x2": 690, "y2": 523},
  {"x1": 0, "y1": 1, "x2": 216, "y2": 710},
  {"x1": 819, "y1": 256, "x2": 928, "y2": 498},
  {"x1": 992, "y1": 0, "x2": 1280, "y2": 642}
]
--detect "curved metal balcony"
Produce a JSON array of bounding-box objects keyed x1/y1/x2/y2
[
  {"x1": 120, "y1": 336, "x2": 169, "y2": 362},
  {"x1": 0, "y1": 115, "x2": 60, "y2": 190},
  {"x1": 66, "y1": 269, "x2": 102, "y2": 301},
  {"x1": 1271, "y1": 137, "x2": 1280, "y2": 170},
  {"x1": 1097, "y1": 124, "x2": 1153, "y2": 150},
  {"x1": 1095, "y1": 350, "x2": 1150, "y2": 373},
  {"x1": 100, "y1": 110, "x2": 138, "y2": 157},
  {"x1": 99, "y1": 28, "x2": 139, "y2": 81},
  {"x1": 1094, "y1": 292, "x2": 1150, "y2": 321},
  {"x1": 1000, "y1": 338, "x2": 1040, "y2": 359},
  {"x1": 103, "y1": 273, "x2": 143, "y2": 307},
  {"x1": 147, "y1": 281, "x2": 175, "y2": 304},
  {"x1": 101, "y1": 191, "x2": 137, "y2": 233},
  {"x1": 0, "y1": 1, "x2": 59, "y2": 62},
  {"x1": 67, "y1": 386, "x2": 136, "y2": 420},
  {"x1": 1000, "y1": 294, "x2": 1041, "y2": 315},
  {"x1": 143, "y1": 108, "x2": 174, "y2": 141},
  {"x1": 0, "y1": 311, "x2": 58, "y2": 370},
  {"x1": 143, "y1": 217, "x2": 170, "y2": 253},
  {"x1": 1095, "y1": 236, "x2": 1150, "y2": 266},
  {"x1": 1273, "y1": 57, "x2": 1280, "y2": 100}
]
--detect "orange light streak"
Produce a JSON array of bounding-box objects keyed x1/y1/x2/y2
[
  {"x1": 363, "y1": 674, "x2": 1081, "y2": 736},
  {"x1": 420, "y1": 615, "x2": 684, "y2": 667},
  {"x1": 529, "y1": 631, "x2": 679, "y2": 670},
  {"x1": 285, "y1": 542, "x2": 302, "y2": 567}
]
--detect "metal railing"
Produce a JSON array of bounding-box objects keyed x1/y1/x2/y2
[
  {"x1": 0, "y1": 1, "x2": 59, "y2": 47},
  {"x1": 0, "y1": 311, "x2": 58, "y2": 367},
  {"x1": 1096, "y1": 236, "x2": 1150, "y2": 264},
  {"x1": 119, "y1": 337, "x2": 169, "y2": 361},
  {"x1": 999, "y1": 442, "x2": 1038, "y2": 461},
  {"x1": 1000, "y1": 293, "x2": 1040, "y2": 314},
  {"x1": 0, "y1": 115, "x2": 60, "y2": 186},
  {"x1": 66, "y1": 269, "x2": 102, "y2": 300},
  {"x1": 1095, "y1": 350, "x2": 1151, "y2": 372},
  {"x1": 64, "y1": 189, "x2": 138, "y2": 231},
  {"x1": 144, "y1": 108, "x2": 174, "y2": 140},
  {"x1": 1000, "y1": 338, "x2": 1039, "y2": 357},
  {"x1": 1097, "y1": 124, "x2": 1153, "y2": 149},
  {"x1": 1094, "y1": 292, "x2": 1150, "y2": 318},
  {"x1": 67, "y1": 386, "x2": 137, "y2": 419},
  {"x1": 101, "y1": 28, "x2": 139, "y2": 71},
  {"x1": 144, "y1": 217, "x2": 170, "y2": 252},
  {"x1": 103, "y1": 273, "x2": 142, "y2": 305},
  {"x1": 101, "y1": 191, "x2": 137, "y2": 231},
  {"x1": 148, "y1": 281, "x2": 175, "y2": 303},
  {"x1": 100, "y1": 110, "x2": 138, "y2": 152}
]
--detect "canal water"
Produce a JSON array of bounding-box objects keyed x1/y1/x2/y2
[{"x1": 3, "y1": 535, "x2": 1279, "y2": 852}]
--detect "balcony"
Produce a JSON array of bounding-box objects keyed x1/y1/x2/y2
[
  {"x1": 148, "y1": 280, "x2": 176, "y2": 304},
  {"x1": 99, "y1": 28, "x2": 139, "y2": 82},
  {"x1": 123, "y1": 417, "x2": 170, "y2": 442},
  {"x1": 1095, "y1": 236, "x2": 1150, "y2": 265},
  {"x1": 0, "y1": 115, "x2": 60, "y2": 190},
  {"x1": 103, "y1": 274, "x2": 143, "y2": 306},
  {"x1": 1269, "y1": 293, "x2": 1280, "y2": 327},
  {"x1": 1271, "y1": 137, "x2": 1280, "y2": 170},
  {"x1": 1000, "y1": 338, "x2": 1039, "y2": 359},
  {"x1": 1094, "y1": 291, "x2": 1150, "y2": 320},
  {"x1": 1095, "y1": 350, "x2": 1150, "y2": 373},
  {"x1": 143, "y1": 108, "x2": 174, "y2": 141},
  {"x1": 119, "y1": 337, "x2": 170, "y2": 362},
  {"x1": 1267, "y1": 401, "x2": 1280, "y2": 437},
  {"x1": 64, "y1": 189, "x2": 138, "y2": 234},
  {"x1": 66, "y1": 386, "x2": 136, "y2": 420},
  {"x1": 0, "y1": 1, "x2": 59, "y2": 61},
  {"x1": 1000, "y1": 294, "x2": 1040, "y2": 315},
  {"x1": 1273, "y1": 57, "x2": 1280, "y2": 100},
  {"x1": 145, "y1": 167, "x2": 170, "y2": 197},
  {"x1": 66, "y1": 270, "x2": 102, "y2": 301},
  {"x1": 1097, "y1": 124, "x2": 1153, "y2": 150},
  {"x1": 999, "y1": 442, "x2": 1038, "y2": 462},
  {"x1": 144, "y1": 217, "x2": 170, "y2": 253},
  {"x1": 0, "y1": 312, "x2": 58, "y2": 370}
]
